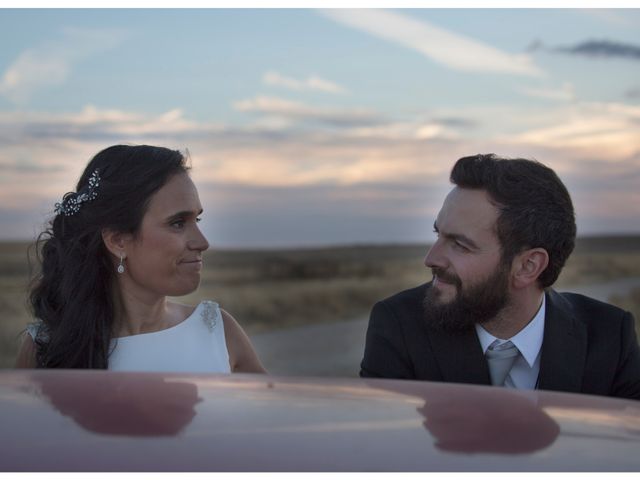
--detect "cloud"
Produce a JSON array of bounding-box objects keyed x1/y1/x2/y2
[
  {"x1": 1, "y1": 102, "x2": 639, "y2": 244},
  {"x1": 0, "y1": 27, "x2": 127, "y2": 103},
  {"x1": 0, "y1": 104, "x2": 474, "y2": 194},
  {"x1": 558, "y1": 39, "x2": 640, "y2": 60},
  {"x1": 318, "y1": 9, "x2": 543, "y2": 77},
  {"x1": 0, "y1": 158, "x2": 65, "y2": 174},
  {"x1": 576, "y1": 9, "x2": 637, "y2": 28},
  {"x1": 198, "y1": 181, "x2": 447, "y2": 248},
  {"x1": 233, "y1": 95, "x2": 380, "y2": 127},
  {"x1": 626, "y1": 87, "x2": 640, "y2": 99},
  {"x1": 519, "y1": 82, "x2": 576, "y2": 102},
  {"x1": 343, "y1": 118, "x2": 472, "y2": 141},
  {"x1": 263, "y1": 71, "x2": 346, "y2": 94},
  {"x1": 502, "y1": 102, "x2": 640, "y2": 160},
  {"x1": 530, "y1": 39, "x2": 640, "y2": 61},
  {"x1": 0, "y1": 105, "x2": 221, "y2": 144}
]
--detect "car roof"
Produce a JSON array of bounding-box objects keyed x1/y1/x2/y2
[{"x1": 2, "y1": 370, "x2": 639, "y2": 471}]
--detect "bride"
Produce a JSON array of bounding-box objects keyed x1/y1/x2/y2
[{"x1": 15, "y1": 144, "x2": 265, "y2": 373}]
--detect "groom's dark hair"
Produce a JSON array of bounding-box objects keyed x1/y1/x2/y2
[{"x1": 450, "y1": 154, "x2": 576, "y2": 288}]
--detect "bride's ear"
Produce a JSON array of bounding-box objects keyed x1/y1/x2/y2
[{"x1": 101, "y1": 229, "x2": 130, "y2": 259}]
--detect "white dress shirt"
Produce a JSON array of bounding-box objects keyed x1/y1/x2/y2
[{"x1": 475, "y1": 294, "x2": 546, "y2": 390}]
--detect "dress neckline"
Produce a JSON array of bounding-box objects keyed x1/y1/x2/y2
[{"x1": 113, "y1": 302, "x2": 203, "y2": 341}]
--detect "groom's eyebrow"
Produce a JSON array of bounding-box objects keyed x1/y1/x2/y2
[{"x1": 433, "y1": 221, "x2": 479, "y2": 250}]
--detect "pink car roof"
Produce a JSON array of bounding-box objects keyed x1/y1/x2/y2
[{"x1": 1, "y1": 370, "x2": 639, "y2": 471}]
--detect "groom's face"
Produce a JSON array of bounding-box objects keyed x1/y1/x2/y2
[{"x1": 423, "y1": 187, "x2": 512, "y2": 329}]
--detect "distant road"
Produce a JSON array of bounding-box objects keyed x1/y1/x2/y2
[{"x1": 249, "y1": 277, "x2": 640, "y2": 378}]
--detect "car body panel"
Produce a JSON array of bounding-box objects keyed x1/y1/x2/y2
[{"x1": 1, "y1": 370, "x2": 639, "y2": 471}]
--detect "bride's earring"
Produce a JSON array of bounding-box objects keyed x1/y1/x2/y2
[{"x1": 117, "y1": 253, "x2": 125, "y2": 274}]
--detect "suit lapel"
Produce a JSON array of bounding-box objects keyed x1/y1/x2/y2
[
  {"x1": 537, "y1": 289, "x2": 587, "y2": 393},
  {"x1": 425, "y1": 325, "x2": 490, "y2": 385}
]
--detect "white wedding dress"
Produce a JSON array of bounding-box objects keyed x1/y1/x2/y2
[{"x1": 27, "y1": 301, "x2": 231, "y2": 373}]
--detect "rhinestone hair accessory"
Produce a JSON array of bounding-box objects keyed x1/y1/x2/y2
[{"x1": 54, "y1": 169, "x2": 101, "y2": 217}]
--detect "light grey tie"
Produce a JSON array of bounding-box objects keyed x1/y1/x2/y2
[{"x1": 485, "y1": 340, "x2": 520, "y2": 386}]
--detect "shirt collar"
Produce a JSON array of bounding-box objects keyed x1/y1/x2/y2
[{"x1": 475, "y1": 293, "x2": 546, "y2": 368}]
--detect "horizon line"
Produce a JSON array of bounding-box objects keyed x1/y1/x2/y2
[{"x1": 1, "y1": 232, "x2": 639, "y2": 252}]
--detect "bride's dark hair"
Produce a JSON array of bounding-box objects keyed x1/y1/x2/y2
[{"x1": 29, "y1": 145, "x2": 189, "y2": 368}]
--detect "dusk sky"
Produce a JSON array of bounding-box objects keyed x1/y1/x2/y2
[{"x1": 1, "y1": 7, "x2": 639, "y2": 247}]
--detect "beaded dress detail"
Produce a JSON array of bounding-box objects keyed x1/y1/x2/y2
[{"x1": 200, "y1": 300, "x2": 217, "y2": 331}]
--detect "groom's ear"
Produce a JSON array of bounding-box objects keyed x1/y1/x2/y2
[{"x1": 511, "y1": 248, "x2": 549, "y2": 289}]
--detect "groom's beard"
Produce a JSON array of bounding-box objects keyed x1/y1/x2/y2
[{"x1": 423, "y1": 264, "x2": 511, "y2": 333}]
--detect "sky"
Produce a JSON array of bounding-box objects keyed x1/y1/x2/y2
[{"x1": 1, "y1": 7, "x2": 639, "y2": 247}]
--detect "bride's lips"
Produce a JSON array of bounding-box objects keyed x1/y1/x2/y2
[{"x1": 179, "y1": 259, "x2": 203, "y2": 270}]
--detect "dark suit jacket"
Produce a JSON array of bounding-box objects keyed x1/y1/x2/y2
[{"x1": 360, "y1": 283, "x2": 640, "y2": 400}]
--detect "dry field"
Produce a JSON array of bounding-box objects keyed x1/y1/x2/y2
[{"x1": 1, "y1": 236, "x2": 639, "y2": 368}]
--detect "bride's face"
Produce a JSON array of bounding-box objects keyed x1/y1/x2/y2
[{"x1": 121, "y1": 172, "x2": 210, "y2": 298}]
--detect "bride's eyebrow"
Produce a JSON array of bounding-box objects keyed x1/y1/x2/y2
[{"x1": 166, "y1": 209, "x2": 203, "y2": 221}]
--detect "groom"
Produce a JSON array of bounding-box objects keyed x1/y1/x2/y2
[{"x1": 360, "y1": 154, "x2": 640, "y2": 399}]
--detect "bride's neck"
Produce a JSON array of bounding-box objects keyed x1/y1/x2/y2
[{"x1": 113, "y1": 290, "x2": 171, "y2": 337}]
